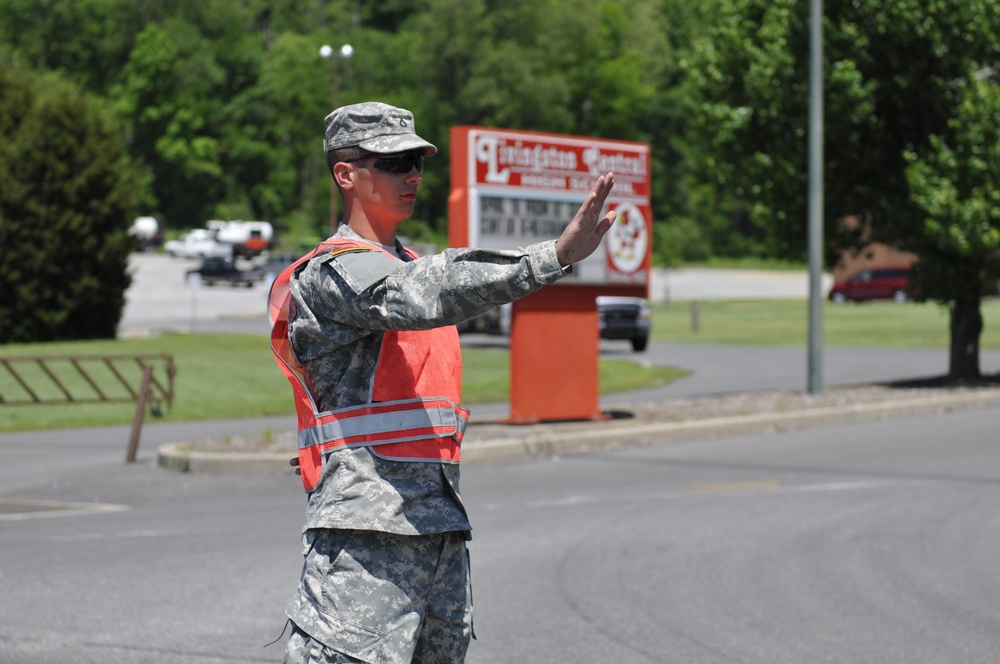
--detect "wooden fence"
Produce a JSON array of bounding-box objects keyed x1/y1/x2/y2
[{"x1": 0, "y1": 354, "x2": 176, "y2": 462}]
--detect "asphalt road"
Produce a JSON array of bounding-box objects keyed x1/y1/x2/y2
[
  {"x1": 1, "y1": 252, "x2": 997, "y2": 662},
  {"x1": 2, "y1": 407, "x2": 999, "y2": 663},
  {"x1": 461, "y1": 406, "x2": 1000, "y2": 663}
]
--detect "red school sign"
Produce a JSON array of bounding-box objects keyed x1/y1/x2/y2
[
  {"x1": 449, "y1": 126, "x2": 652, "y2": 292},
  {"x1": 448, "y1": 126, "x2": 653, "y2": 423}
]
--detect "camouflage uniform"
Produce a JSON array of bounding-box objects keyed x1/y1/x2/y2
[
  {"x1": 287, "y1": 223, "x2": 566, "y2": 533},
  {"x1": 281, "y1": 102, "x2": 570, "y2": 664},
  {"x1": 284, "y1": 529, "x2": 472, "y2": 664}
]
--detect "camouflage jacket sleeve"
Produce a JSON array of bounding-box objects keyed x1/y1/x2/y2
[{"x1": 289, "y1": 228, "x2": 567, "y2": 360}]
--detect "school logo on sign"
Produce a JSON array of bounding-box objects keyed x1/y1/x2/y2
[{"x1": 606, "y1": 202, "x2": 648, "y2": 281}]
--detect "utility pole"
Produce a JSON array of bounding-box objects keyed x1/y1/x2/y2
[{"x1": 807, "y1": 0, "x2": 824, "y2": 394}]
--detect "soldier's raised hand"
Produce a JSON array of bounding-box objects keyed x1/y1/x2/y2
[{"x1": 554, "y1": 173, "x2": 617, "y2": 267}]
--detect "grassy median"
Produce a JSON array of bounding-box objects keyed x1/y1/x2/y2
[
  {"x1": 0, "y1": 333, "x2": 685, "y2": 432},
  {"x1": 651, "y1": 298, "x2": 1000, "y2": 348},
  {"x1": 3, "y1": 298, "x2": 997, "y2": 432}
]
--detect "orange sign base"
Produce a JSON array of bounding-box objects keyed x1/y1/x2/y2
[{"x1": 507, "y1": 287, "x2": 605, "y2": 423}]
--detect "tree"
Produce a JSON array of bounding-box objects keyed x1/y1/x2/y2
[
  {"x1": 404, "y1": 0, "x2": 671, "y2": 232},
  {"x1": 0, "y1": 0, "x2": 142, "y2": 94},
  {"x1": 682, "y1": 0, "x2": 1000, "y2": 381},
  {"x1": 218, "y1": 31, "x2": 330, "y2": 229},
  {"x1": 113, "y1": 22, "x2": 227, "y2": 228},
  {"x1": 905, "y1": 73, "x2": 1000, "y2": 380},
  {"x1": 642, "y1": 0, "x2": 727, "y2": 264},
  {"x1": 0, "y1": 0, "x2": 713, "y2": 254},
  {"x1": 0, "y1": 52, "x2": 141, "y2": 342}
]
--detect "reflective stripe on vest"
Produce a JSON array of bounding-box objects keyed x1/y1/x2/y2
[
  {"x1": 300, "y1": 397, "x2": 469, "y2": 459},
  {"x1": 268, "y1": 238, "x2": 466, "y2": 493}
]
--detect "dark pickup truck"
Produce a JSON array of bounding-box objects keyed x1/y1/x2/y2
[
  {"x1": 242, "y1": 253, "x2": 300, "y2": 285},
  {"x1": 185, "y1": 257, "x2": 256, "y2": 288},
  {"x1": 596, "y1": 296, "x2": 652, "y2": 352},
  {"x1": 457, "y1": 296, "x2": 653, "y2": 352}
]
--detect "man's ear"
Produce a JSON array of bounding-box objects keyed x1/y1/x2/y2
[{"x1": 333, "y1": 162, "x2": 355, "y2": 190}]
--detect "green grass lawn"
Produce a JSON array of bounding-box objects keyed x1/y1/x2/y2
[
  {"x1": 3, "y1": 297, "x2": 995, "y2": 432},
  {"x1": 652, "y1": 298, "x2": 1000, "y2": 349},
  {"x1": 0, "y1": 334, "x2": 685, "y2": 432}
]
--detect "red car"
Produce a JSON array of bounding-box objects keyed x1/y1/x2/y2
[{"x1": 828, "y1": 266, "x2": 912, "y2": 303}]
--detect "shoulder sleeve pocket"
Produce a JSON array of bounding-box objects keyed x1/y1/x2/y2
[{"x1": 318, "y1": 248, "x2": 400, "y2": 294}]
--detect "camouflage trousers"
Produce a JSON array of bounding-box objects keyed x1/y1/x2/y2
[{"x1": 283, "y1": 529, "x2": 473, "y2": 664}]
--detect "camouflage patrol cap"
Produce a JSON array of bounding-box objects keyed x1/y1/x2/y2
[{"x1": 323, "y1": 102, "x2": 437, "y2": 156}]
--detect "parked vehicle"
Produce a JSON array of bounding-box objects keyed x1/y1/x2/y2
[
  {"x1": 457, "y1": 296, "x2": 653, "y2": 352},
  {"x1": 128, "y1": 216, "x2": 162, "y2": 252},
  {"x1": 243, "y1": 253, "x2": 301, "y2": 285},
  {"x1": 185, "y1": 257, "x2": 255, "y2": 287},
  {"x1": 164, "y1": 229, "x2": 233, "y2": 259},
  {"x1": 597, "y1": 296, "x2": 652, "y2": 351},
  {"x1": 828, "y1": 265, "x2": 912, "y2": 303},
  {"x1": 208, "y1": 220, "x2": 275, "y2": 258}
]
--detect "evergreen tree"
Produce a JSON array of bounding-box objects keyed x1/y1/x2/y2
[{"x1": 0, "y1": 52, "x2": 141, "y2": 342}]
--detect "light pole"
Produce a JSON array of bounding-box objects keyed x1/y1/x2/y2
[
  {"x1": 807, "y1": 0, "x2": 824, "y2": 394},
  {"x1": 320, "y1": 43, "x2": 353, "y2": 231}
]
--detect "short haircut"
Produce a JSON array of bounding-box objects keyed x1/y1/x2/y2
[{"x1": 326, "y1": 145, "x2": 370, "y2": 175}]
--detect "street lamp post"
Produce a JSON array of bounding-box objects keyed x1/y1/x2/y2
[
  {"x1": 320, "y1": 43, "x2": 353, "y2": 231},
  {"x1": 807, "y1": 0, "x2": 824, "y2": 394}
]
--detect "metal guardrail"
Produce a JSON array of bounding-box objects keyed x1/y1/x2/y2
[{"x1": 0, "y1": 355, "x2": 176, "y2": 462}]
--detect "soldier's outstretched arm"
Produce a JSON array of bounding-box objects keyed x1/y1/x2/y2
[{"x1": 554, "y1": 172, "x2": 617, "y2": 267}]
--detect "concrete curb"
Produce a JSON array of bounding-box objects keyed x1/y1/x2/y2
[
  {"x1": 157, "y1": 389, "x2": 1000, "y2": 474},
  {"x1": 157, "y1": 443, "x2": 293, "y2": 475},
  {"x1": 461, "y1": 389, "x2": 1000, "y2": 463}
]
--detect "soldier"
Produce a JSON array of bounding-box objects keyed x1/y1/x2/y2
[{"x1": 269, "y1": 101, "x2": 616, "y2": 663}]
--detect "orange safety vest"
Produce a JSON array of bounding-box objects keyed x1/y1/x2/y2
[{"x1": 268, "y1": 238, "x2": 469, "y2": 493}]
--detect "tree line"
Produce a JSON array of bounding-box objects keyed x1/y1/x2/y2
[
  {"x1": 0, "y1": 0, "x2": 697, "y2": 259},
  {"x1": 2, "y1": 0, "x2": 999, "y2": 380}
]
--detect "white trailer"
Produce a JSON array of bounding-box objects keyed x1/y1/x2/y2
[{"x1": 207, "y1": 220, "x2": 274, "y2": 257}]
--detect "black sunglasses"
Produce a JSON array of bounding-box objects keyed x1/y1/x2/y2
[{"x1": 345, "y1": 151, "x2": 424, "y2": 174}]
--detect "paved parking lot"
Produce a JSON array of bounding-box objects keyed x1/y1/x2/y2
[{"x1": 121, "y1": 253, "x2": 272, "y2": 337}]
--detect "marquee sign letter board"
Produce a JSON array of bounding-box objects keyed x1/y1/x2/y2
[
  {"x1": 448, "y1": 126, "x2": 652, "y2": 293},
  {"x1": 448, "y1": 126, "x2": 653, "y2": 422}
]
